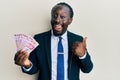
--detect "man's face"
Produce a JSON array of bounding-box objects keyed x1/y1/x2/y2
[{"x1": 51, "y1": 5, "x2": 73, "y2": 36}]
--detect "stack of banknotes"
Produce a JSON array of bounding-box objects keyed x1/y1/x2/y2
[{"x1": 14, "y1": 34, "x2": 39, "y2": 53}]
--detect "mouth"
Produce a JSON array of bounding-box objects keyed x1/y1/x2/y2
[{"x1": 53, "y1": 24, "x2": 62, "y2": 32}]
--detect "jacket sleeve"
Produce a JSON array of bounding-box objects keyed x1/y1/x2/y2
[{"x1": 79, "y1": 50, "x2": 93, "y2": 73}]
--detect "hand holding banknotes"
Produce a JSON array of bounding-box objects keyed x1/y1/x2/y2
[
  {"x1": 14, "y1": 34, "x2": 39, "y2": 68},
  {"x1": 14, "y1": 50, "x2": 31, "y2": 68}
]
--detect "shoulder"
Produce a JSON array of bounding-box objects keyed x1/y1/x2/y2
[
  {"x1": 34, "y1": 30, "x2": 51, "y2": 39},
  {"x1": 68, "y1": 31, "x2": 83, "y2": 42}
]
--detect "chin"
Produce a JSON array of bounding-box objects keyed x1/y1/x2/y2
[{"x1": 53, "y1": 31, "x2": 63, "y2": 36}]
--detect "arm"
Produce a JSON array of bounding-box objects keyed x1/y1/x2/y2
[{"x1": 72, "y1": 37, "x2": 93, "y2": 73}]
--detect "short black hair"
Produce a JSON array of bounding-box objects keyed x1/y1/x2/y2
[{"x1": 51, "y1": 2, "x2": 74, "y2": 18}]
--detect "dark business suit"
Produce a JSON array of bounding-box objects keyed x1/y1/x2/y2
[{"x1": 22, "y1": 30, "x2": 93, "y2": 80}]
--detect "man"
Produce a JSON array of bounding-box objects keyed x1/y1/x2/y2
[{"x1": 14, "y1": 2, "x2": 93, "y2": 80}]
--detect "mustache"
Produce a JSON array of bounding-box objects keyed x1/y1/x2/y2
[
  {"x1": 52, "y1": 22, "x2": 63, "y2": 26},
  {"x1": 51, "y1": 20, "x2": 62, "y2": 25}
]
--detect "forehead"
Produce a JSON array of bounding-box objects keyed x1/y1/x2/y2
[{"x1": 52, "y1": 5, "x2": 70, "y2": 14}]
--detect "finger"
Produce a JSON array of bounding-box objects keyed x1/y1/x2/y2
[
  {"x1": 15, "y1": 52, "x2": 29, "y2": 66},
  {"x1": 83, "y1": 37, "x2": 87, "y2": 47},
  {"x1": 14, "y1": 50, "x2": 25, "y2": 60},
  {"x1": 19, "y1": 54, "x2": 28, "y2": 65},
  {"x1": 14, "y1": 50, "x2": 21, "y2": 61},
  {"x1": 14, "y1": 53, "x2": 18, "y2": 61},
  {"x1": 83, "y1": 37, "x2": 87, "y2": 43},
  {"x1": 15, "y1": 51, "x2": 27, "y2": 63}
]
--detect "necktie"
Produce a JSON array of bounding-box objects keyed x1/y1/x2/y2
[{"x1": 57, "y1": 37, "x2": 64, "y2": 80}]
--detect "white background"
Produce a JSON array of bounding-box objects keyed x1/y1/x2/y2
[{"x1": 0, "y1": 0, "x2": 120, "y2": 80}]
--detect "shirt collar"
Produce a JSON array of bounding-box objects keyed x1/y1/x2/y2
[{"x1": 51, "y1": 30, "x2": 67, "y2": 40}]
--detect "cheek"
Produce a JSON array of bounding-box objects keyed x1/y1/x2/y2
[
  {"x1": 63, "y1": 18, "x2": 71, "y2": 25},
  {"x1": 63, "y1": 21, "x2": 69, "y2": 26},
  {"x1": 63, "y1": 19, "x2": 68, "y2": 23}
]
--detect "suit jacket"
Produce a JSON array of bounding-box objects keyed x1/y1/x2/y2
[{"x1": 22, "y1": 30, "x2": 93, "y2": 80}]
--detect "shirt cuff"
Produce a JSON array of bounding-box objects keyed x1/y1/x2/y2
[
  {"x1": 22, "y1": 62, "x2": 33, "y2": 72},
  {"x1": 79, "y1": 51, "x2": 87, "y2": 59}
]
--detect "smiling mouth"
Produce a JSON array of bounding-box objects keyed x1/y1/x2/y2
[{"x1": 54, "y1": 24, "x2": 62, "y2": 32}]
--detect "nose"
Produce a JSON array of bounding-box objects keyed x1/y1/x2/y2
[{"x1": 55, "y1": 16, "x2": 61, "y2": 23}]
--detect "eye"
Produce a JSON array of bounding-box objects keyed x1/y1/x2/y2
[
  {"x1": 52, "y1": 14, "x2": 58, "y2": 19},
  {"x1": 60, "y1": 16, "x2": 65, "y2": 19}
]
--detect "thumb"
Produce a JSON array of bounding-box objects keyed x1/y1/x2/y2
[
  {"x1": 83, "y1": 37, "x2": 87, "y2": 47},
  {"x1": 83, "y1": 37, "x2": 87, "y2": 43}
]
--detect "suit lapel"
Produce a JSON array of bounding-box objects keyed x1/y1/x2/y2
[
  {"x1": 67, "y1": 31, "x2": 73, "y2": 78},
  {"x1": 44, "y1": 31, "x2": 52, "y2": 74}
]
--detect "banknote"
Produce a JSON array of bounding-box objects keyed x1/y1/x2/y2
[{"x1": 14, "y1": 34, "x2": 39, "y2": 53}]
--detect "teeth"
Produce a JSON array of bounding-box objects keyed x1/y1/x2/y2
[
  {"x1": 55, "y1": 24, "x2": 62, "y2": 27},
  {"x1": 54, "y1": 24, "x2": 62, "y2": 31},
  {"x1": 55, "y1": 24, "x2": 61, "y2": 26}
]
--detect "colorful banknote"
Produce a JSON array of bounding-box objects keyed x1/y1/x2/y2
[{"x1": 14, "y1": 34, "x2": 39, "y2": 53}]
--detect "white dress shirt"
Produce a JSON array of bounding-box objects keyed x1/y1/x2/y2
[{"x1": 51, "y1": 31, "x2": 68, "y2": 80}]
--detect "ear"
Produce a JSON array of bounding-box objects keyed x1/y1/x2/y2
[{"x1": 68, "y1": 18, "x2": 73, "y2": 25}]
